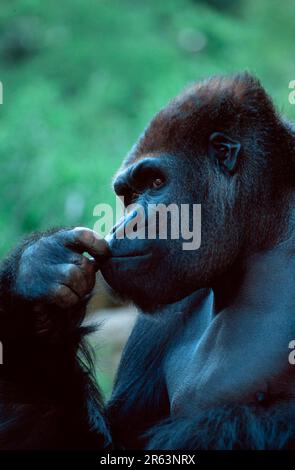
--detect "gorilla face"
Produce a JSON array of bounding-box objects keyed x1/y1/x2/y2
[
  {"x1": 100, "y1": 149, "x2": 243, "y2": 312},
  {"x1": 100, "y1": 155, "x2": 195, "y2": 310},
  {"x1": 101, "y1": 74, "x2": 278, "y2": 311}
]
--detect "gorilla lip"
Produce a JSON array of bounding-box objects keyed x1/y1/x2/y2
[
  {"x1": 104, "y1": 251, "x2": 153, "y2": 269},
  {"x1": 108, "y1": 252, "x2": 152, "y2": 261}
]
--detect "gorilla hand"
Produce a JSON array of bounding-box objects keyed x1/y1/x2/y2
[
  {"x1": 15, "y1": 227, "x2": 110, "y2": 309},
  {"x1": 0, "y1": 227, "x2": 110, "y2": 344}
]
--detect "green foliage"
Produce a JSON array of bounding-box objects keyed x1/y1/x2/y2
[{"x1": 0, "y1": 0, "x2": 294, "y2": 256}]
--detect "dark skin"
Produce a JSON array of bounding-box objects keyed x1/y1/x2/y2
[
  {"x1": 166, "y1": 239, "x2": 295, "y2": 414},
  {"x1": 15, "y1": 227, "x2": 109, "y2": 309},
  {"x1": 144, "y1": 242, "x2": 295, "y2": 449},
  {"x1": 1, "y1": 73, "x2": 295, "y2": 449}
]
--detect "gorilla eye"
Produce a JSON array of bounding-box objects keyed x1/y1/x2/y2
[{"x1": 152, "y1": 177, "x2": 164, "y2": 189}]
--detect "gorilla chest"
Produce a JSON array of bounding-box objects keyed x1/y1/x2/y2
[{"x1": 163, "y1": 296, "x2": 295, "y2": 414}]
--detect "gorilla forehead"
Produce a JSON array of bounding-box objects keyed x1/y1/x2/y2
[{"x1": 123, "y1": 72, "x2": 277, "y2": 168}]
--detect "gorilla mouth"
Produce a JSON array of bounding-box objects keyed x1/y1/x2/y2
[
  {"x1": 109, "y1": 252, "x2": 152, "y2": 261},
  {"x1": 106, "y1": 241, "x2": 154, "y2": 260},
  {"x1": 110, "y1": 252, "x2": 151, "y2": 259},
  {"x1": 101, "y1": 252, "x2": 154, "y2": 275}
]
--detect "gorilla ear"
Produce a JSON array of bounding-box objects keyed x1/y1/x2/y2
[{"x1": 209, "y1": 132, "x2": 241, "y2": 174}]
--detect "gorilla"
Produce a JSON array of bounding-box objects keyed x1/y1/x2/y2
[
  {"x1": 1, "y1": 72, "x2": 295, "y2": 450},
  {"x1": 104, "y1": 72, "x2": 295, "y2": 449}
]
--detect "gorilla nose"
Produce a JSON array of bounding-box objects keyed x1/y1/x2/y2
[
  {"x1": 105, "y1": 209, "x2": 143, "y2": 244},
  {"x1": 105, "y1": 216, "x2": 126, "y2": 243},
  {"x1": 113, "y1": 166, "x2": 134, "y2": 199}
]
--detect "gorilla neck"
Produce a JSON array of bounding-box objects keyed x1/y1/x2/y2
[{"x1": 213, "y1": 212, "x2": 295, "y2": 313}]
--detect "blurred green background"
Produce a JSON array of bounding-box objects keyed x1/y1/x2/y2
[
  {"x1": 0, "y1": 0, "x2": 295, "y2": 256},
  {"x1": 1, "y1": 0, "x2": 295, "y2": 397}
]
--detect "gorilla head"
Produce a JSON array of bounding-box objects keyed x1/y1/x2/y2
[{"x1": 101, "y1": 73, "x2": 295, "y2": 311}]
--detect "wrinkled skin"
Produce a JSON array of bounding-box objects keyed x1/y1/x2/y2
[
  {"x1": 15, "y1": 227, "x2": 109, "y2": 309},
  {"x1": 101, "y1": 152, "x2": 243, "y2": 311}
]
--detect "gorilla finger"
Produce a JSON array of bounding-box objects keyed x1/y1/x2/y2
[
  {"x1": 71, "y1": 252, "x2": 96, "y2": 270},
  {"x1": 61, "y1": 265, "x2": 96, "y2": 297},
  {"x1": 51, "y1": 284, "x2": 80, "y2": 309},
  {"x1": 74, "y1": 256, "x2": 98, "y2": 290},
  {"x1": 57, "y1": 228, "x2": 110, "y2": 261},
  {"x1": 59, "y1": 264, "x2": 91, "y2": 298}
]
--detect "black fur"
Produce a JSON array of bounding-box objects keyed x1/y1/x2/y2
[
  {"x1": 0, "y1": 230, "x2": 111, "y2": 449},
  {"x1": 146, "y1": 404, "x2": 295, "y2": 450}
]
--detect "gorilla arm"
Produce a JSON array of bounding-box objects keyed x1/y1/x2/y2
[{"x1": 0, "y1": 228, "x2": 111, "y2": 449}]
